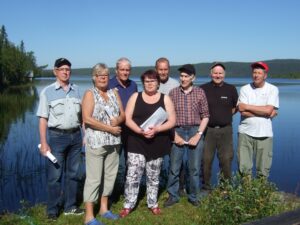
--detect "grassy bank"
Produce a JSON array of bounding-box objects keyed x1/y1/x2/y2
[{"x1": 1, "y1": 176, "x2": 300, "y2": 225}]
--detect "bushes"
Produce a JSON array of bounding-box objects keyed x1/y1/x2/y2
[{"x1": 200, "y1": 175, "x2": 284, "y2": 225}]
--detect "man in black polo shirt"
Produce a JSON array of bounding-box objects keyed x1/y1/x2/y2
[{"x1": 200, "y1": 62, "x2": 238, "y2": 192}]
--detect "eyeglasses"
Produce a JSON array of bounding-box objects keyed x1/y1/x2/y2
[
  {"x1": 56, "y1": 68, "x2": 71, "y2": 72},
  {"x1": 144, "y1": 79, "x2": 157, "y2": 84},
  {"x1": 94, "y1": 74, "x2": 109, "y2": 78}
]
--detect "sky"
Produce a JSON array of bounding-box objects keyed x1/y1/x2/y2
[{"x1": 1, "y1": 0, "x2": 300, "y2": 69}]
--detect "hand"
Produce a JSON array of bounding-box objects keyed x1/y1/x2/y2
[
  {"x1": 188, "y1": 133, "x2": 201, "y2": 147},
  {"x1": 39, "y1": 142, "x2": 51, "y2": 157},
  {"x1": 238, "y1": 103, "x2": 247, "y2": 112},
  {"x1": 110, "y1": 117, "x2": 118, "y2": 127},
  {"x1": 174, "y1": 133, "x2": 185, "y2": 146},
  {"x1": 110, "y1": 126, "x2": 122, "y2": 136},
  {"x1": 143, "y1": 126, "x2": 156, "y2": 139}
]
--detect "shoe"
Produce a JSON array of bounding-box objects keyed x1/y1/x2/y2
[
  {"x1": 150, "y1": 207, "x2": 161, "y2": 215},
  {"x1": 85, "y1": 218, "x2": 105, "y2": 225},
  {"x1": 188, "y1": 199, "x2": 200, "y2": 207},
  {"x1": 47, "y1": 214, "x2": 58, "y2": 221},
  {"x1": 119, "y1": 208, "x2": 131, "y2": 218},
  {"x1": 163, "y1": 197, "x2": 178, "y2": 208},
  {"x1": 101, "y1": 210, "x2": 119, "y2": 220},
  {"x1": 64, "y1": 208, "x2": 84, "y2": 215}
]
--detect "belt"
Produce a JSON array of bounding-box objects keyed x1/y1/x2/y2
[
  {"x1": 208, "y1": 124, "x2": 230, "y2": 129},
  {"x1": 176, "y1": 125, "x2": 199, "y2": 129},
  {"x1": 49, "y1": 127, "x2": 80, "y2": 133}
]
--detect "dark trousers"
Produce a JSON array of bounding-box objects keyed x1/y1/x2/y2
[{"x1": 202, "y1": 125, "x2": 233, "y2": 189}]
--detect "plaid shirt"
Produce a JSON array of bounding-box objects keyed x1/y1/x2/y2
[{"x1": 169, "y1": 86, "x2": 209, "y2": 126}]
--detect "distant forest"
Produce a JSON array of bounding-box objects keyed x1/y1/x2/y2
[{"x1": 40, "y1": 59, "x2": 300, "y2": 79}]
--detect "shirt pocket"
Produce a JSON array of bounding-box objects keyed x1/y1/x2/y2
[
  {"x1": 50, "y1": 101, "x2": 64, "y2": 116},
  {"x1": 73, "y1": 98, "x2": 81, "y2": 113}
]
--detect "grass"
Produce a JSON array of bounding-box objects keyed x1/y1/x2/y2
[{"x1": 1, "y1": 176, "x2": 300, "y2": 225}]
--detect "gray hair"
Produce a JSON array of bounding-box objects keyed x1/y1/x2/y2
[
  {"x1": 91, "y1": 63, "x2": 109, "y2": 84},
  {"x1": 116, "y1": 57, "x2": 131, "y2": 69}
]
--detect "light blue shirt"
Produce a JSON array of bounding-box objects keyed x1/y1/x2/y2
[{"x1": 36, "y1": 81, "x2": 81, "y2": 129}]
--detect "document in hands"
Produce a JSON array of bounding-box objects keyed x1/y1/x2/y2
[{"x1": 140, "y1": 107, "x2": 168, "y2": 131}]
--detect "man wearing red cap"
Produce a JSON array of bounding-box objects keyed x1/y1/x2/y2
[{"x1": 237, "y1": 61, "x2": 279, "y2": 178}]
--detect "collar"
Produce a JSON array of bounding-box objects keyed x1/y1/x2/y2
[{"x1": 55, "y1": 81, "x2": 72, "y2": 91}]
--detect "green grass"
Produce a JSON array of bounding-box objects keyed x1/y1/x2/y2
[{"x1": 1, "y1": 177, "x2": 300, "y2": 225}]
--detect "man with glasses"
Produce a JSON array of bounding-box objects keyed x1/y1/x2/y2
[{"x1": 37, "y1": 58, "x2": 84, "y2": 220}]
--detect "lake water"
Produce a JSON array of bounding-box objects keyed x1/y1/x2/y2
[{"x1": 1, "y1": 75, "x2": 300, "y2": 213}]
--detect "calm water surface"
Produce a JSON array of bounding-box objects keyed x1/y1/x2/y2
[{"x1": 1, "y1": 75, "x2": 300, "y2": 213}]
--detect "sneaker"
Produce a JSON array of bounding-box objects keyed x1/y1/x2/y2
[
  {"x1": 47, "y1": 214, "x2": 58, "y2": 221},
  {"x1": 64, "y1": 208, "x2": 84, "y2": 215},
  {"x1": 163, "y1": 197, "x2": 178, "y2": 208}
]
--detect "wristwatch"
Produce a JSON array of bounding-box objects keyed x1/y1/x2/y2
[{"x1": 198, "y1": 130, "x2": 203, "y2": 135}]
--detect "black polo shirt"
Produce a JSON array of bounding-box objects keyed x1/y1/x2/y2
[{"x1": 200, "y1": 81, "x2": 238, "y2": 127}]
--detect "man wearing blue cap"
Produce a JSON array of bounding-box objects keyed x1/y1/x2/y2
[{"x1": 37, "y1": 58, "x2": 84, "y2": 220}]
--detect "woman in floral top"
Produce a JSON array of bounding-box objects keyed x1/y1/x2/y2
[{"x1": 82, "y1": 63, "x2": 125, "y2": 225}]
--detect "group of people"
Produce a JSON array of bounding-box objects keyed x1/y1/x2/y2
[{"x1": 37, "y1": 57, "x2": 279, "y2": 225}]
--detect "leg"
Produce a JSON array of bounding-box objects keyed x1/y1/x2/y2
[
  {"x1": 187, "y1": 135, "x2": 203, "y2": 203},
  {"x1": 99, "y1": 145, "x2": 120, "y2": 214},
  {"x1": 64, "y1": 130, "x2": 82, "y2": 211},
  {"x1": 255, "y1": 137, "x2": 273, "y2": 178},
  {"x1": 166, "y1": 143, "x2": 185, "y2": 201},
  {"x1": 145, "y1": 157, "x2": 163, "y2": 208},
  {"x1": 216, "y1": 126, "x2": 234, "y2": 181},
  {"x1": 83, "y1": 145, "x2": 105, "y2": 222},
  {"x1": 238, "y1": 133, "x2": 254, "y2": 177},
  {"x1": 123, "y1": 153, "x2": 146, "y2": 209},
  {"x1": 47, "y1": 130, "x2": 70, "y2": 216},
  {"x1": 202, "y1": 127, "x2": 217, "y2": 190}
]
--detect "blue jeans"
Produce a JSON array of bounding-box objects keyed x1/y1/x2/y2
[
  {"x1": 47, "y1": 129, "x2": 82, "y2": 215},
  {"x1": 167, "y1": 126, "x2": 203, "y2": 202}
]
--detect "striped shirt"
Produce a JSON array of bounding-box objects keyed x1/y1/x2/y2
[{"x1": 169, "y1": 86, "x2": 209, "y2": 126}]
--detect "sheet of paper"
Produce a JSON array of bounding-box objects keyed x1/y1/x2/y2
[{"x1": 140, "y1": 107, "x2": 168, "y2": 131}]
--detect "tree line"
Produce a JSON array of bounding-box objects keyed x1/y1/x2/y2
[{"x1": 0, "y1": 25, "x2": 43, "y2": 89}]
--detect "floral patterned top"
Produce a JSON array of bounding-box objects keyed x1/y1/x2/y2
[{"x1": 85, "y1": 87, "x2": 121, "y2": 148}]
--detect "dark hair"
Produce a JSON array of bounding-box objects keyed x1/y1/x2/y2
[{"x1": 141, "y1": 69, "x2": 160, "y2": 84}]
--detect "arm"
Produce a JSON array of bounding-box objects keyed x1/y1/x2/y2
[
  {"x1": 188, "y1": 117, "x2": 209, "y2": 146},
  {"x1": 238, "y1": 103, "x2": 274, "y2": 117},
  {"x1": 82, "y1": 90, "x2": 121, "y2": 136},
  {"x1": 39, "y1": 117, "x2": 50, "y2": 156},
  {"x1": 125, "y1": 93, "x2": 144, "y2": 135}
]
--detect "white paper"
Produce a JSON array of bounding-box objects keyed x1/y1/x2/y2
[
  {"x1": 140, "y1": 107, "x2": 168, "y2": 131},
  {"x1": 38, "y1": 144, "x2": 58, "y2": 163},
  {"x1": 46, "y1": 151, "x2": 58, "y2": 163}
]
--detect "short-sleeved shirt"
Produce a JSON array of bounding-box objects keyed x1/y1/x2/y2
[
  {"x1": 201, "y1": 81, "x2": 238, "y2": 127},
  {"x1": 238, "y1": 82, "x2": 279, "y2": 137},
  {"x1": 36, "y1": 81, "x2": 81, "y2": 129},
  {"x1": 85, "y1": 88, "x2": 121, "y2": 148},
  {"x1": 158, "y1": 77, "x2": 179, "y2": 95},
  {"x1": 169, "y1": 86, "x2": 209, "y2": 126},
  {"x1": 109, "y1": 76, "x2": 137, "y2": 109}
]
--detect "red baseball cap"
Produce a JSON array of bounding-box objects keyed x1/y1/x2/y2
[{"x1": 251, "y1": 61, "x2": 269, "y2": 72}]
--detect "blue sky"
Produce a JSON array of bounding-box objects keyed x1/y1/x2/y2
[{"x1": 1, "y1": 0, "x2": 300, "y2": 69}]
